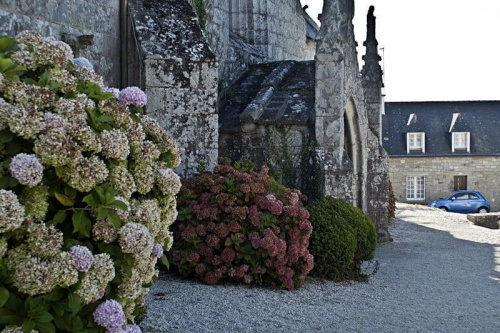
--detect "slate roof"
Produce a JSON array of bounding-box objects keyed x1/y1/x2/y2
[
  {"x1": 303, "y1": 10, "x2": 319, "y2": 40},
  {"x1": 219, "y1": 61, "x2": 315, "y2": 132},
  {"x1": 383, "y1": 101, "x2": 500, "y2": 157}
]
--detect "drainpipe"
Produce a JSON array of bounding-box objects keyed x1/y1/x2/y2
[{"x1": 120, "y1": 0, "x2": 129, "y2": 88}]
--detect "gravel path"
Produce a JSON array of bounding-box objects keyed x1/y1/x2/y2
[{"x1": 141, "y1": 203, "x2": 500, "y2": 332}]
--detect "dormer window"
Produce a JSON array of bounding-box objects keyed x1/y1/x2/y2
[
  {"x1": 407, "y1": 132, "x2": 425, "y2": 153},
  {"x1": 452, "y1": 132, "x2": 470, "y2": 152}
]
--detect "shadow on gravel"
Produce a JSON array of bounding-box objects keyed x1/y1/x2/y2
[{"x1": 141, "y1": 216, "x2": 500, "y2": 332}]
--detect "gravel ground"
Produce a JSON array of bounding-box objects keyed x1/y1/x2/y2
[{"x1": 141, "y1": 203, "x2": 500, "y2": 332}]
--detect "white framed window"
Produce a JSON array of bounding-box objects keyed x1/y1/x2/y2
[
  {"x1": 407, "y1": 132, "x2": 425, "y2": 153},
  {"x1": 406, "y1": 176, "x2": 425, "y2": 200},
  {"x1": 452, "y1": 132, "x2": 470, "y2": 152}
]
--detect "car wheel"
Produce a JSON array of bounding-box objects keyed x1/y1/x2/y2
[
  {"x1": 439, "y1": 207, "x2": 448, "y2": 212},
  {"x1": 477, "y1": 207, "x2": 489, "y2": 214}
]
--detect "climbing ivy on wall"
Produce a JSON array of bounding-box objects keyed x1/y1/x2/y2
[
  {"x1": 264, "y1": 125, "x2": 321, "y2": 202},
  {"x1": 192, "y1": 0, "x2": 209, "y2": 31}
]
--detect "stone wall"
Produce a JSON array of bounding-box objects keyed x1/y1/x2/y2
[
  {"x1": 205, "y1": 0, "x2": 309, "y2": 87},
  {"x1": 129, "y1": 0, "x2": 219, "y2": 177},
  {"x1": 389, "y1": 156, "x2": 500, "y2": 211},
  {"x1": 314, "y1": 0, "x2": 391, "y2": 241},
  {"x1": 0, "y1": 0, "x2": 121, "y2": 87}
]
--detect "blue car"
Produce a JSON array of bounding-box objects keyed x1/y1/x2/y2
[{"x1": 429, "y1": 191, "x2": 490, "y2": 213}]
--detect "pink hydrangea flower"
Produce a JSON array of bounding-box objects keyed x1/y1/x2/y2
[{"x1": 221, "y1": 247, "x2": 235, "y2": 263}]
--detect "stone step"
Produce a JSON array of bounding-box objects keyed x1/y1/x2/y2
[{"x1": 466, "y1": 213, "x2": 500, "y2": 229}]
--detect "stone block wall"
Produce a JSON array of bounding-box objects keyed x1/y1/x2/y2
[
  {"x1": 314, "y1": 0, "x2": 390, "y2": 241},
  {"x1": 205, "y1": 0, "x2": 309, "y2": 87},
  {"x1": 144, "y1": 58, "x2": 219, "y2": 177},
  {"x1": 389, "y1": 156, "x2": 500, "y2": 211},
  {"x1": 0, "y1": 0, "x2": 121, "y2": 87},
  {"x1": 264, "y1": 0, "x2": 308, "y2": 61},
  {"x1": 129, "y1": 0, "x2": 219, "y2": 177}
]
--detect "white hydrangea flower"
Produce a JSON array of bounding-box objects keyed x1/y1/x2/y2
[
  {"x1": 0, "y1": 190, "x2": 25, "y2": 233},
  {"x1": 100, "y1": 129, "x2": 130, "y2": 160}
]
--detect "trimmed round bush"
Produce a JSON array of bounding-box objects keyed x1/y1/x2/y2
[
  {"x1": 170, "y1": 163, "x2": 314, "y2": 290},
  {"x1": 308, "y1": 197, "x2": 377, "y2": 280},
  {"x1": 0, "y1": 31, "x2": 181, "y2": 332}
]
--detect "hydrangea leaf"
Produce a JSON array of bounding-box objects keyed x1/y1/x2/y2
[
  {"x1": 160, "y1": 255, "x2": 170, "y2": 270},
  {"x1": 43, "y1": 288, "x2": 65, "y2": 302},
  {"x1": 0, "y1": 177, "x2": 11, "y2": 189},
  {"x1": 6, "y1": 140, "x2": 22, "y2": 155},
  {"x1": 67, "y1": 293, "x2": 81, "y2": 315},
  {"x1": 52, "y1": 210, "x2": 67, "y2": 225},
  {"x1": 0, "y1": 307, "x2": 13, "y2": 324},
  {"x1": 72, "y1": 211, "x2": 91, "y2": 237},
  {"x1": 55, "y1": 192, "x2": 74, "y2": 207},
  {"x1": 108, "y1": 200, "x2": 128, "y2": 211},
  {"x1": 0, "y1": 36, "x2": 17, "y2": 54},
  {"x1": 97, "y1": 207, "x2": 108, "y2": 221},
  {"x1": 0, "y1": 130, "x2": 14, "y2": 143},
  {"x1": 82, "y1": 193, "x2": 99, "y2": 207},
  {"x1": 36, "y1": 321, "x2": 56, "y2": 333},
  {"x1": 107, "y1": 209, "x2": 122, "y2": 228},
  {"x1": 23, "y1": 318, "x2": 36, "y2": 332},
  {"x1": 0, "y1": 57, "x2": 25, "y2": 81},
  {"x1": 0, "y1": 286, "x2": 9, "y2": 308},
  {"x1": 33, "y1": 311, "x2": 53, "y2": 323},
  {"x1": 38, "y1": 71, "x2": 50, "y2": 87}
]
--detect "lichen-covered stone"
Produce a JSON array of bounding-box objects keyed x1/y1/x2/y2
[{"x1": 0, "y1": 0, "x2": 121, "y2": 87}]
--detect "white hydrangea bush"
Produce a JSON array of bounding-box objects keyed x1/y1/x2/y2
[{"x1": 0, "y1": 31, "x2": 181, "y2": 333}]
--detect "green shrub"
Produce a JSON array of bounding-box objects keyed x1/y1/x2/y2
[
  {"x1": 308, "y1": 197, "x2": 377, "y2": 281},
  {"x1": 0, "y1": 31, "x2": 181, "y2": 332},
  {"x1": 169, "y1": 163, "x2": 314, "y2": 290}
]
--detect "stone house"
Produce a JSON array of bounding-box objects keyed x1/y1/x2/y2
[
  {"x1": 383, "y1": 101, "x2": 500, "y2": 211},
  {"x1": 0, "y1": 0, "x2": 391, "y2": 241}
]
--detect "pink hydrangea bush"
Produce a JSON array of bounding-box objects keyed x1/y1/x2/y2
[
  {"x1": 0, "y1": 32, "x2": 181, "y2": 332},
  {"x1": 170, "y1": 162, "x2": 314, "y2": 290}
]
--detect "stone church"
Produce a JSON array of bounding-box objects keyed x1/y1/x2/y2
[{"x1": 0, "y1": 0, "x2": 391, "y2": 241}]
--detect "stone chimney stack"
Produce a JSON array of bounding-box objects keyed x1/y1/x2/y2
[{"x1": 361, "y1": 6, "x2": 384, "y2": 141}]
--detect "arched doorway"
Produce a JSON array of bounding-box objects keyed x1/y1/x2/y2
[{"x1": 344, "y1": 98, "x2": 364, "y2": 209}]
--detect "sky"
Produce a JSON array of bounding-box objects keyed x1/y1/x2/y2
[{"x1": 300, "y1": 0, "x2": 500, "y2": 102}]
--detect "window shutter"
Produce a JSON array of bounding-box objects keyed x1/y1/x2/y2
[
  {"x1": 422, "y1": 133, "x2": 426, "y2": 153},
  {"x1": 451, "y1": 132, "x2": 455, "y2": 152},
  {"x1": 407, "y1": 132, "x2": 410, "y2": 154},
  {"x1": 466, "y1": 132, "x2": 470, "y2": 153}
]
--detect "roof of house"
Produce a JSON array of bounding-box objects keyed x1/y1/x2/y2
[
  {"x1": 382, "y1": 101, "x2": 500, "y2": 157},
  {"x1": 219, "y1": 61, "x2": 315, "y2": 132},
  {"x1": 302, "y1": 10, "x2": 320, "y2": 41}
]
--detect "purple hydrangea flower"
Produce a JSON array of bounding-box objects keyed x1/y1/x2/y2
[
  {"x1": 10, "y1": 153, "x2": 44, "y2": 187},
  {"x1": 69, "y1": 245, "x2": 94, "y2": 272},
  {"x1": 93, "y1": 300, "x2": 126, "y2": 331},
  {"x1": 152, "y1": 243, "x2": 163, "y2": 258},
  {"x1": 72, "y1": 57, "x2": 94, "y2": 71},
  {"x1": 122, "y1": 324, "x2": 142, "y2": 333},
  {"x1": 118, "y1": 87, "x2": 147, "y2": 107}
]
